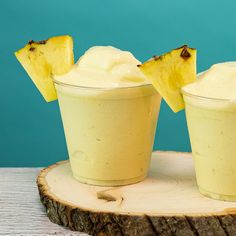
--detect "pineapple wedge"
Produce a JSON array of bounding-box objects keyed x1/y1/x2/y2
[
  {"x1": 139, "y1": 45, "x2": 196, "y2": 112},
  {"x1": 15, "y1": 35, "x2": 74, "y2": 102}
]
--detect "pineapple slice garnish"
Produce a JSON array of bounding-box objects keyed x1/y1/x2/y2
[
  {"x1": 15, "y1": 35, "x2": 74, "y2": 102},
  {"x1": 139, "y1": 45, "x2": 196, "y2": 112}
]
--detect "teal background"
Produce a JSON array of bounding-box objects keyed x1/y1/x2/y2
[{"x1": 0, "y1": 0, "x2": 235, "y2": 166}]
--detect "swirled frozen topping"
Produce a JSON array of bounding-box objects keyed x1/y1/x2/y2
[
  {"x1": 55, "y1": 46, "x2": 150, "y2": 88},
  {"x1": 183, "y1": 62, "x2": 236, "y2": 99}
]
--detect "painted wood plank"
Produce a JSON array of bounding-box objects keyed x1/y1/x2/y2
[{"x1": 0, "y1": 167, "x2": 87, "y2": 235}]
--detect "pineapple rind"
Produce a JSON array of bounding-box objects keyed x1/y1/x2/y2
[
  {"x1": 140, "y1": 46, "x2": 196, "y2": 112},
  {"x1": 15, "y1": 35, "x2": 74, "y2": 102}
]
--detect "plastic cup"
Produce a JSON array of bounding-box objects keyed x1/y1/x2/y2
[
  {"x1": 183, "y1": 90, "x2": 236, "y2": 201},
  {"x1": 54, "y1": 80, "x2": 161, "y2": 186}
]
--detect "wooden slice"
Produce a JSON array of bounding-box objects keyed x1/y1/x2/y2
[{"x1": 37, "y1": 151, "x2": 236, "y2": 236}]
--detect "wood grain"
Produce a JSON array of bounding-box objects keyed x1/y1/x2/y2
[
  {"x1": 37, "y1": 151, "x2": 236, "y2": 236},
  {"x1": 0, "y1": 167, "x2": 87, "y2": 235}
]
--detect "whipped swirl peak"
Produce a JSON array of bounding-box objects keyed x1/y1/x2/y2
[
  {"x1": 55, "y1": 46, "x2": 150, "y2": 88},
  {"x1": 183, "y1": 62, "x2": 236, "y2": 100}
]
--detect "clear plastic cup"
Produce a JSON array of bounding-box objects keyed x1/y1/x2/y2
[
  {"x1": 183, "y1": 90, "x2": 236, "y2": 201},
  {"x1": 54, "y1": 79, "x2": 161, "y2": 186}
]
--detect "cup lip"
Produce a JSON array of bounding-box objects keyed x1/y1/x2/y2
[
  {"x1": 181, "y1": 87, "x2": 236, "y2": 103},
  {"x1": 53, "y1": 76, "x2": 153, "y2": 91},
  {"x1": 182, "y1": 88, "x2": 233, "y2": 102}
]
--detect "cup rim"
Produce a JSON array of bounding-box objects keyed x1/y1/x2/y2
[
  {"x1": 53, "y1": 76, "x2": 153, "y2": 91},
  {"x1": 181, "y1": 88, "x2": 236, "y2": 102}
]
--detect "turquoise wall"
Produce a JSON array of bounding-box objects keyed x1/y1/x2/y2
[{"x1": 1, "y1": 0, "x2": 235, "y2": 166}]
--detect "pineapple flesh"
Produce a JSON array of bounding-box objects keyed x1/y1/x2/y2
[
  {"x1": 139, "y1": 45, "x2": 196, "y2": 112},
  {"x1": 15, "y1": 35, "x2": 74, "y2": 102}
]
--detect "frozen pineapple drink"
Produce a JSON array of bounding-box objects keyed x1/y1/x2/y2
[
  {"x1": 183, "y1": 62, "x2": 236, "y2": 201},
  {"x1": 54, "y1": 46, "x2": 161, "y2": 186}
]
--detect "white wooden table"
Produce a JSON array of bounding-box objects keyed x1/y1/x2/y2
[{"x1": 0, "y1": 168, "x2": 87, "y2": 235}]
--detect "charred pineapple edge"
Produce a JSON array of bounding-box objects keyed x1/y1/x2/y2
[{"x1": 138, "y1": 45, "x2": 196, "y2": 67}]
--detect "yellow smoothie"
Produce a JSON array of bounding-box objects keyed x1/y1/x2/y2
[
  {"x1": 183, "y1": 62, "x2": 236, "y2": 201},
  {"x1": 54, "y1": 46, "x2": 161, "y2": 186}
]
